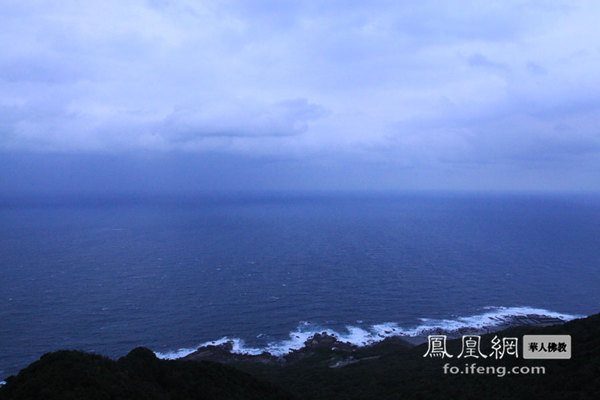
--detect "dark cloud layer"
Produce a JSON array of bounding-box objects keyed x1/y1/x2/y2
[{"x1": 1, "y1": 1, "x2": 599, "y2": 191}]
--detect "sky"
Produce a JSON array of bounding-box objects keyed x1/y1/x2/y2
[{"x1": 1, "y1": 0, "x2": 600, "y2": 194}]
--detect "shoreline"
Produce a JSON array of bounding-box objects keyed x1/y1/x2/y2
[
  {"x1": 178, "y1": 313, "x2": 572, "y2": 366},
  {"x1": 2, "y1": 312, "x2": 598, "y2": 399},
  {"x1": 155, "y1": 308, "x2": 576, "y2": 363}
]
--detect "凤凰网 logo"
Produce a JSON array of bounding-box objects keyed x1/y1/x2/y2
[{"x1": 423, "y1": 334, "x2": 571, "y2": 360}]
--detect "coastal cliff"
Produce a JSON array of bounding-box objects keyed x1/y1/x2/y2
[{"x1": 1, "y1": 312, "x2": 599, "y2": 399}]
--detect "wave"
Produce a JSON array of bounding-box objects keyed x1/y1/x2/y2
[{"x1": 154, "y1": 306, "x2": 583, "y2": 360}]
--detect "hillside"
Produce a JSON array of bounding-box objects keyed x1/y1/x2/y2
[
  {"x1": 1, "y1": 312, "x2": 599, "y2": 399},
  {"x1": 229, "y1": 312, "x2": 600, "y2": 399},
  {"x1": 0, "y1": 347, "x2": 292, "y2": 400}
]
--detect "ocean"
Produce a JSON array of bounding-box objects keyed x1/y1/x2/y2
[{"x1": 1, "y1": 192, "x2": 599, "y2": 377}]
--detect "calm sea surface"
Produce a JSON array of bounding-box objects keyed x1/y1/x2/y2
[{"x1": 1, "y1": 193, "x2": 599, "y2": 377}]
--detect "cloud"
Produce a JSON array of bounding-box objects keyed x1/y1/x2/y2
[
  {"x1": 158, "y1": 98, "x2": 327, "y2": 142},
  {"x1": 467, "y1": 53, "x2": 510, "y2": 74},
  {"x1": 0, "y1": 0, "x2": 599, "y2": 182}
]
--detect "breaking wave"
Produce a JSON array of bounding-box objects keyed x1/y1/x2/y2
[{"x1": 154, "y1": 306, "x2": 583, "y2": 360}]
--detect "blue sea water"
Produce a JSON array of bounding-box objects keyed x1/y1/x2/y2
[{"x1": 1, "y1": 192, "x2": 599, "y2": 377}]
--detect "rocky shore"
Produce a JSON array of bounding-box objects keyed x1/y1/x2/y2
[
  {"x1": 1, "y1": 312, "x2": 597, "y2": 400},
  {"x1": 180, "y1": 313, "x2": 568, "y2": 367},
  {"x1": 182, "y1": 332, "x2": 374, "y2": 367}
]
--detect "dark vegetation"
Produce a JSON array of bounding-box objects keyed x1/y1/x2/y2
[
  {"x1": 231, "y1": 313, "x2": 600, "y2": 399},
  {"x1": 2, "y1": 313, "x2": 599, "y2": 399},
  {"x1": 0, "y1": 347, "x2": 292, "y2": 400}
]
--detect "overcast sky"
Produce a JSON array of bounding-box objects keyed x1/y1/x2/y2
[{"x1": 2, "y1": 0, "x2": 600, "y2": 194}]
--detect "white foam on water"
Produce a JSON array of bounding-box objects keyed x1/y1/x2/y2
[
  {"x1": 155, "y1": 337, "x2": 262, "y2": 360},
  {"x1": 154, "y1": 306, "x2": 584, "y2": 360},
  {"x1": 399, "y1": 306, "x2": 582, "y2": 336}
]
